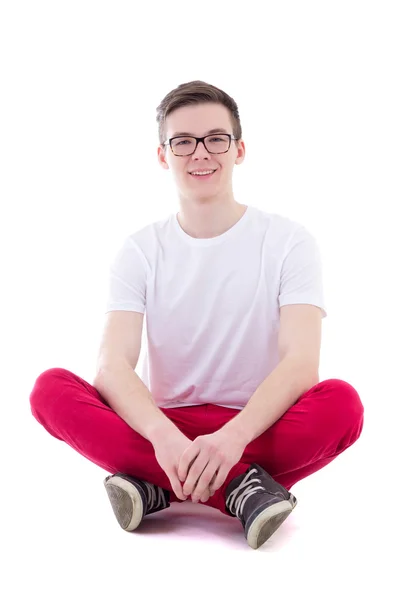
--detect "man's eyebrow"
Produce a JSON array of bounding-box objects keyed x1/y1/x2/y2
[{"x1": 170, "y1": 128, "x2": 229, "y2": 137}]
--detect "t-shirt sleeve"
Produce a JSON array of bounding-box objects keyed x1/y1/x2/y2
[
  {"x1": 278, "y1": 226, "x2": 328, "y2": 318},
  {"x1": 105, "y1": 236, "x2": 147, "y2": 314}
]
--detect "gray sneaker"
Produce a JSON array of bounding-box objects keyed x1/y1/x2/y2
[
  {"x1": 225, "y1": 463, "x2": 297, "y2": 549},
  {"x1": 104, "y1": 473, "x2": 171, "y2": 531}
]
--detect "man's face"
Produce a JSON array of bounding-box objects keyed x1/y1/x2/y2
[{"x1": 157, "y1": 102, "x2": 245, "y2": 200}]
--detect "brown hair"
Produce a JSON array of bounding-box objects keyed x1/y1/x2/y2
[{"x1": 156, "y1": 80, "x2": 243, "y2": 148}]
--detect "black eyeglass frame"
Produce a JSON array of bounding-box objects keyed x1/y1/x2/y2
[{"x1": 162, "y1": 133, "x2": 239, "y2": 156}]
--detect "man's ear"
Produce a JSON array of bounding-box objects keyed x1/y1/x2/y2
[
  {"x1": 235, "y1": 140, "x2": 246, "y2": 165},
  {"x1": 157, "y1": 145, "x2": 169, "y2": 170}
]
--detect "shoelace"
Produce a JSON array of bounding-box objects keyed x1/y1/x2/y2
[
  {"x1": 142, "y1": 481, "x2": 168, "y2": 511},
  {"x1": 226, "y1": 468, "x2": 265, "y2": 519}
]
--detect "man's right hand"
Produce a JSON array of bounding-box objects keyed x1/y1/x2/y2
[{"x1": 152, "y1": 427, "x2": 213, "y2": 503}]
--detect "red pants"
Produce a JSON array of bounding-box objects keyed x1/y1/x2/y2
[{"x1": 29, "y1": 368, "x2": 364, "y2": 517}]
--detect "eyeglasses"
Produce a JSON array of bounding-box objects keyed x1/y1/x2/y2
[{"x1": 163, "y1": 134, "x2": 238, "y2": 156}]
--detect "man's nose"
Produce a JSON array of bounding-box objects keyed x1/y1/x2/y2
[{"x1": 192, "y1": 139, "x2": 210, "y2": 158}]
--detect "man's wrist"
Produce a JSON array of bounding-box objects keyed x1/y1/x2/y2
[
  {"x1": 220, "y1": 419, "x2": 252, "y2": 446},
  {"x1": 146, "y1": 417, "x2": 180, "y2": 445}
]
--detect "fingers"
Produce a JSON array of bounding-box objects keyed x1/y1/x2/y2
[
  {"x1": 200, "y1": 488, "x2": 212, "y2": 503},
  {"x1": 172, "y1": 474, "x2": 187, "y2": 501},
  {"x1": 178, "y1": 455, "x2": 198, "y2": 484},
  {"x1": 209, "y1": 466, "x2": 229, "y2": 495},
  {"x1": 188, "y1": 459, "x2": 219, "y2": 502},
  {"x1": 183, "y1": 459, "x2": 208, "y2": 497}
]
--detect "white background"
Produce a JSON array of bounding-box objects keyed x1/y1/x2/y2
[{"x1": 1, "y1": 1, "x2": 399, "y2": 598}]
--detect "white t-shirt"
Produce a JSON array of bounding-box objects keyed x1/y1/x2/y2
[{"x1": 105, "y1": 205, "x2": 327, "y2": 410}]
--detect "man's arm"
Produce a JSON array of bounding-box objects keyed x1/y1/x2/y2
[
  {"x1": 93, "y1": 361, "x2": 179, "y2": 444},
  {"x1": 221, "y1": 304, "x2": 322, "y2": 444}
]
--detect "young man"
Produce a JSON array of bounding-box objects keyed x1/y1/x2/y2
[{"x1": 29, "y1": 81, "x2": 364, "y2": 550}]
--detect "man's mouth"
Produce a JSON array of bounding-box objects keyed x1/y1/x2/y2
[{"x1": 189, "y1": 169, "x2": 217, "y2": 179}]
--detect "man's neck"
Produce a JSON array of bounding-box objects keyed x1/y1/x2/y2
[{"x1": 176, "y1": 201, "x2": 247, "y2": 239}]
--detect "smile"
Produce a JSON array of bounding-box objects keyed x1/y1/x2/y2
[{"x1": 189, "y1": 169, "x2": 217, "y2": 179}]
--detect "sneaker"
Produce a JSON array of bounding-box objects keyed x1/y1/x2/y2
[
  {"x1": 103, "y1": 473, "x2": 171, "y2": 531},
  {"x1": 225, "y1": 463, "x2": 297, "y2": 549}
]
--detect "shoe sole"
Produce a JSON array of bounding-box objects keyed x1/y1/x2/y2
[
  {"x1": 247, "y1": 500, "x2": 293, "y2": 549},
  {"x1": 104, "y1": 475, "x2": 144, "y2": 531}
]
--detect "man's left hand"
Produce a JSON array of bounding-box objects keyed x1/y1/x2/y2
[{"x1": 177, "y1": 428, "x2": 248, "y2": 503}]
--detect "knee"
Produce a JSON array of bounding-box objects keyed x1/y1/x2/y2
[
  {"x1": 323, "y1": 378, "x2": 364, "y2": 437},
  {"x1": 29, "y1": 367, "x2": 74, "y2": 417}
]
